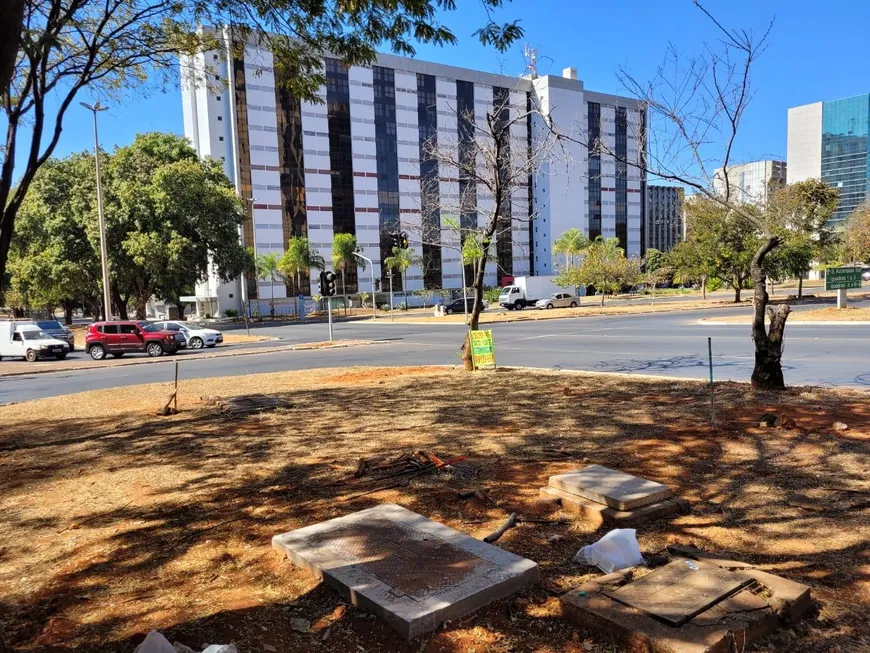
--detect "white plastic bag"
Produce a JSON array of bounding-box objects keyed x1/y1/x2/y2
[
  {"x1": 572, "y1": 528, "x2": 644, "y2": 573},
  {"x1": 134, "y1": 631, "x2": 237, "y2": 653}
]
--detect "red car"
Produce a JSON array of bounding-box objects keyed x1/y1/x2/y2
[{"x1": 85, "y1": 321, "x2": 186, "y2": 360}]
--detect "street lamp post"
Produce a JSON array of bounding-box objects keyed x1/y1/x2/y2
[
  {"x1": 352, "y1": 251, "x2": 377, "y2": 320},
  {"x1": 80, "y1": 101, "x2": 112, "y2": 320}
]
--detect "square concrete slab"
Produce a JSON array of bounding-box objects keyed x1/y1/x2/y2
[
  {"x1": 548, "y1": 464, "x2": 672, "y2": 510},
  {"x1": 603, "y1": 559, "x2": 751, "y2": 626},
  {"x1": 560, "y1": 553, "x2": 812, "y2": 653},
  {"x1": 540, "y1": 486, "x2": 689, "y2": 528},
  {"x1": 272, "y1": 503, "x2": 539, "y2": 640}
]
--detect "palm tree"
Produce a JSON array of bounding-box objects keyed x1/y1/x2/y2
[
  {"x1": 255, "y1": 251, "x2": 281, "y2": 319},
  {"x1": 332, "y1": 232, "x2": 364, "y2": 314},
  {"x1": 553, "y1": 228, "x2": 590, "y2": 268},
  {"x1": 383, "y1": 246, "x2": 422, "y2": 308},
  {"x1": 278, "y1": 236, "x2": 325, "y2": 296}
]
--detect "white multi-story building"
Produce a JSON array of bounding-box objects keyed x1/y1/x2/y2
[
  {"x1": 712, "y1": 160, "x2": 786, "y2": 207},
  {"x1": 181, "y1": 37, "x2": 647, "y2": 316}
]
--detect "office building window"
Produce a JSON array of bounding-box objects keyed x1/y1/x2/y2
[
  {"x1": 325, "y1": 58, "x2": 358, "y2": 291},
  {"x1": 821, "y1": 94, "x2": 870, "y2": 226},
  {"x1": 373, "y1": 65, "x2": 400, "y2": 290},
  {"x1": 457, "y1": 80, "x2": 477, "y2": 283},
  {"x1": 615, "y1": 106, "x2": 628, "y2": 251},
  {"x1": 417, "y1": 73, "x2": 442, "y2": 289},
  {"x1": 493, "y1": 86, "x2": 513, "y2": 285},
  {"x1": 232, "y1": 52, "x2": 256, "y2": 299},
  {"x1": 588, "y1": 102, "x2": 601, "y2": 240}
]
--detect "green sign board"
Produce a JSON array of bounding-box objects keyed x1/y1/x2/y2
[
  {"x1": 825, "y1": 267, "x2": 862, "y2": 291},
  {"x1": 470, "y1": 329, "x2": 496, "y2": 370}
]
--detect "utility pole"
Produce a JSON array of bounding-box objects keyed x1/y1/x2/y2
[{"x1": 80, "y1": 101, "x2": 112, "y2": 320}]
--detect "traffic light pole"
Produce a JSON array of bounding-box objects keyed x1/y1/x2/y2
[
  {"x1": 389, "y1": 272, "x2": 394, "y2": 322},
  {"x1": 327, "y1": 298, "x2": 333, "y2": 342}
]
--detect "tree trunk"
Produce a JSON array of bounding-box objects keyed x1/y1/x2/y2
[
  {"x1": 701, "y1": 275, "x2": 707, "y2": 300},
  {"x1": 111, "y1": 284, "x2": 129, "y2": 320},
  {"x1": 750, "y1": 235, "x2": 788, "y2": 390},
  {"x1": 63, "y1": 301, "x2": 74, "y2": 325},
  {"x1": 342, "y1": 268, "x2": 347, "y2": 316},
  {"x1": 797, "y1": 275, "x2": 803, "y2": 299},
  {"x1": 135, "y1": 292, "x2": 149, "y2": 320},
  {"x1": 176, "y1": 302, "x2": 187, "y2": 320},
  {"x1": 600, "y1": 293, "x2": 605, "y2": 306},
  {"x1": 270, "y1": 277, "x2": 275, "y2": 319},
  {"x1": 734, "y1": 285, "x2": 741, "y2": 302}
]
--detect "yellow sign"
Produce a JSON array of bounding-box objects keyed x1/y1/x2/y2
[{"x1": 470, "y1": 329, "x2": 496, "y2": 370}]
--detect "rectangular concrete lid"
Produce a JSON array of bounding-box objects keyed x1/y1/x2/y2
[
  {"x1": 548, "y1": 464, "x2": 672, "y2": 510},
  {"x1": 272, "y1": 503, "x2": 539, "y2": 639}
]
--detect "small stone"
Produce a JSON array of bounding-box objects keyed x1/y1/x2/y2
[
  {"x1": 833, "y1": 421, "x2": 848, "y2": 431},
  {"x1": 263, "y1": 645, "x2": 277, "y2": 652},
  {"x1": 583, "y1": 643, "x2": 593, "y2": 651},
  {"x1": 581, "y1": 457, "x2": 591, "y2": 464},
  {"x1": 291, "y1": 618, "x2": 311, "y2": 633},
  {"x1": 547, "y1": 534, "x2": 565, "y2": 543}
]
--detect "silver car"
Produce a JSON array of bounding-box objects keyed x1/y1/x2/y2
[{"x1": 535, "y1": 292, "x2": 580, "y2": 309}]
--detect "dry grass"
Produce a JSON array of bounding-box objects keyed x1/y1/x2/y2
[
  {"x1": 0, "y1": 367, "x2": 868, "y2": 652},
  {"x1": 704, "y1": 306, "x2": 870, "y2": 325}
]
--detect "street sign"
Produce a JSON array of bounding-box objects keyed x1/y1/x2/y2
[
  {"x1": 825, "y1": 267, "x2": 862, "y2": 291},
  {"x1": 470, "y1": 329, "x2": 496, "y2": 370}
]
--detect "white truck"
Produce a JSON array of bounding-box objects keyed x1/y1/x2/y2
[
  {"x1": 498, "y1": 276, "x2": 565, "y2": 310},
  {"x1": 0, "y1": 322, "x2": 70, "y2": 362}
]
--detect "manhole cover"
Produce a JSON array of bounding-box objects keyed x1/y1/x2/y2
[
  {"x1": 604, "y1": 559, "x2": 751, "y2": 626},
  {"x1": 310, "y1": 517, "x2": 492, "y2": 598}
]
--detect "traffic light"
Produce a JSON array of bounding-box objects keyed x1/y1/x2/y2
[
  {"x1": 374, "y1": 279, "x2": 381, "y2": 291},
  {"x1": 400, "y1": 231, "x2": 409, "y2": 249},
  {"x1": 389, "y1": 232, "x2": 400, "y2": 250},
  {"x1": 320, "y1": 270, "x2": 337, "y2": 296}
]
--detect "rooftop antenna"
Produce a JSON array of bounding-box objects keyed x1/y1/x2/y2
[{"x1": 524, "y1": 44, "x2": 538, "y2": 79}]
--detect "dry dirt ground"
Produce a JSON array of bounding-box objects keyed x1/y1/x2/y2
[
  {"x1": 1, "y1": 367, "x2": 869, "y2": 652},
  {"x1": 704, "y1": 306, "x2": 870, "y2": 325}
]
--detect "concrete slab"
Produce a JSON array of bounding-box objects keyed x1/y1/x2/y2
[
  {"x1": 540, "y1": 486, "x2": 688, "y2": 528},
  {"x1": 603, "y1": 559, "x2": 751, "y2": 626},
  {"x1": 272, "y1": 503, "x2": 539, "y2": 640},
  {"x1": 548, "y1": 465, "x2": 672, "y2": 510},
  {"x1": 559, "y1": 555, "x2": 811, "y2": 653}
]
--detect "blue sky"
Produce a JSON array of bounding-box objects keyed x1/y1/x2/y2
[{"x1": 13, "y1": 0, "x2": 870, "y2": 175}]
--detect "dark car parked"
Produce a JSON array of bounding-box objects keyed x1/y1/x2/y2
[
  {"x1": 85, "y1": 321, "x2": 185, "y2": 360},
  {"x1": 443, "y1": 297, "x2": 489, "y2": 314},
  {"x1": 36, "y1": 320, "x2": 75, "y2": 351}
]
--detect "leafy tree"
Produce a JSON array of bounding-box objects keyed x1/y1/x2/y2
[
  {"x1": 105, "y1": 133, "x2": 248, "y2": 318},
  {"x1": 278, "y1": 236, "x2": 324, "y2": 294},
  {"x1": 1, "y1": 0, "x2": 523, "y2": 294},
  {"x1": 8, "y1": 133, "x2": 247, "y2": 320},
  {"x1": 644, "y1": 247, "x2": 665, "y2": 273},
  {"x1": 576, "y1": 237, "x2": 640, "y2": 305},
  {"x1": 765, "y1": 179, "x2": 839, "y2": 298},
  {"x1": 8, "y1": 153, "x2": 103, "y2": 321},
  {"x1": 332, "y1": 232, "x2": 364, "y2": 312},
  {"x1": 553, "y1": 228, "x2": 590, "y2": 267},
  {"x1": 255, "y1": 252, "x2": 282, "y2": 318},
  {"x1": 384, "y1": 246, "x2": 423, "y2": 301},
  {"x1": 843, "y1": 202, "x2": 870, "y2": 264},
  {"x1": 677, "y1": 197, "x2": 760, "y2": 302}
]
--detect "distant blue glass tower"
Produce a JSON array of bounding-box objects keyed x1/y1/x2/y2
[{"x1": 821, "y1": 94, "x2": 870, "y2": 225}]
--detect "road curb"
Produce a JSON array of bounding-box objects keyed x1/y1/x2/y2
[
  {"x1": 698, "y1": 319, "x2": 870, "y2": 326},
  {"x1": 0, "y1": 340, "x2": 386, "y2": 378}
]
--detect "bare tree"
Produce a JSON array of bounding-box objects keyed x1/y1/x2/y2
[
  {"x1": 407, "y1": 88, "x2": 554, "y2": 369},
  {"x1": 544, "y1": 3, "x2": 790, "y2": 389}
]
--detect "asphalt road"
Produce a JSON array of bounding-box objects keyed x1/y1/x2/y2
[{"x1": 2, "y1": 300, "x2": 869, "y2": 404}]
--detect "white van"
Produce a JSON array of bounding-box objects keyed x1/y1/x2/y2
[{"x1": 0, "y1": 322, "x2": 70, "y2": 362}]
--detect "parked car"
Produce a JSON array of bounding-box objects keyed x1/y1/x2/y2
[
  {"x1": 862, "y1": 270, "x2": 870, "y2": 282},
  {"x1": 534, "y1": 292, "x2": 580, "y2": 310},
  {"x1": 0, "y1": 322, "x2": 69, "y2": 361},
  {"x1": 85, "y1": 321, "x2": 185, "y2": 360},
  {"x1": 153, "y1": 321, "x2": 223, "y2": 349},
  {"x1": 444, "y1": 297, "x2": 489, "y2": 315},
  {"x1": 36, "y1": 320, "x2": 75, "y2": 351}
]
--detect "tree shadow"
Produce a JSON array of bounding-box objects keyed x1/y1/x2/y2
[{"x1": 0, "y1": 372, "x2": 868, "y2": 651}]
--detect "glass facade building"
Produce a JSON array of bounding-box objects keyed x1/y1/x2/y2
[{"x1": 821, "y1": 93, "x2": 870, "y2": 225}]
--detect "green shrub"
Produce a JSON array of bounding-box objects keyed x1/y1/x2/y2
[{"x1": 224, "y1": 309, "x2": 239, "y2": 318}]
